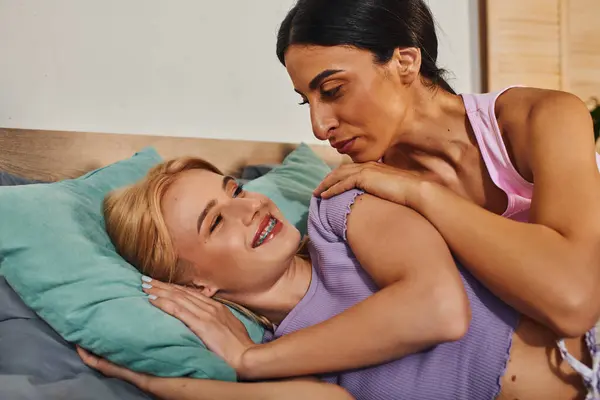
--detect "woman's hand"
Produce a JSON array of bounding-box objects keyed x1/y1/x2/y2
[
  {"x1": 314, "y1": 162, "x2": 429, "y2": 206},
  {"x1": 77, "y1": 346, "x2": 151, "y2": 391},
  {"x1": 79, "y1": 346, "x2": 355, "y2": 400},
  {"x1": 142, "y1": 277, "x2": 256, "y2": 375}
]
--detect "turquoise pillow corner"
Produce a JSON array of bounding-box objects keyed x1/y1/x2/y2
[
  {"x1": 0, "y1": 147, "x2": 263, "y2": 381},
  {"x1": 244, "y1": 143, "x2": 332, "y2": 236}
]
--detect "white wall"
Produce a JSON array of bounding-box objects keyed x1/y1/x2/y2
[
  {"x1": 428, "y1": 0, "x2": 482, "y2": 95},
  {"x1": 0, "y1": 0, "x2": 480, "y2": 144}
]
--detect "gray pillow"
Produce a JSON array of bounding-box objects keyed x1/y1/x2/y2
[
  {"x1": 0, "y1": 171, "x2": 42, "y2": 186},
  {"x1": 0, "y1": 276, "x2": 152, "y2": 400},
  {"x1": 241, "y1": 164, "x2": 277, "y2": 181}
]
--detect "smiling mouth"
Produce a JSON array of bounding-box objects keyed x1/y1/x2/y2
[{"x1": 252, "y1": 215, "x2": 282, "y2": 248}]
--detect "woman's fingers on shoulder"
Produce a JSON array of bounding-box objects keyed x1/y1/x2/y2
[
  {"x1": 319, "y1": 164, "x2": 400, "y2": 199},
  {"x1": 314, "y1": 171, "x2": 343, "y2": 195},
  {"x1": 314, "y1": 164, "x2": 361, "y2": 195},
  {"x1": 321, "y1": 176, "x2": 360, "y2": 198}
]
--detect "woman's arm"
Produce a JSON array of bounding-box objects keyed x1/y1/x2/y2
[
  {"x1": 409, "y1": 91, "x2": 600, "y2": 338},
  {"x1": 314, "y1": 90, "x2": 600, "y2": 338},
  {"x1": 77, "y1": 347, "x2": 354, "y2": 400},
  {"x1": 147, "y1": 376, "x2": 353, "y2": 400},
  {"x1": 239, "y1": 194, "x2": 469, "y2": 380},
  {"x1": 144, "y1": 193, "x2": 469, "y2": 381}
]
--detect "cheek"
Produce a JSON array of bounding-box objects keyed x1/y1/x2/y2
[
  {"x1": 366, "y1": 81, "x2": 407, "y2": 129},
  {"x1": 216, "y1": 233, "x2": 248, "y2": 258},
  {"x1": 333, "y1": 89, "x2": 372, "y2": 128},
  {"x1": 338, "y1": 85, "x2": 391, "y2": 132},
  {"x1": 200, "y1": 233, "x2": 247, "y2": 268}
]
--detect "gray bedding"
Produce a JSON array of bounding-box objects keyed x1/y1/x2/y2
[{"x1": 0, "y1": 276, "x2": 154, "y2": 400}]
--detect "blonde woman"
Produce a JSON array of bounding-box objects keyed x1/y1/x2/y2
[{"x1": 78, "y1": 156, "x2": 589, "y2": 399}]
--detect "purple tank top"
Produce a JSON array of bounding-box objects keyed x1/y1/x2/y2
[{"x1": 263, "y1": 190, "x2": 520, "y2": 399}]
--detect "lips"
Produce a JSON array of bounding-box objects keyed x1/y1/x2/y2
[
  {"x1": 330, "y1": 137, "x2": 357, "y2": 155},
  {"x1": 252, "y1": 214, "x2": 282, "y2": 248}
]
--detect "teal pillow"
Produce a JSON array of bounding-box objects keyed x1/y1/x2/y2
[
  {"x1": 0, "y1": 148, "x2": 263, "y2": 381},
  {"x1": 244, "y1": 143, "x2": 331, "y2": 236}
]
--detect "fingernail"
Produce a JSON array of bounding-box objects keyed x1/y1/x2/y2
[
  {"x1": 147, "y1": 294, "x2": 158, "y2": 301},
  {"x1": 141, "y1": 275, "x2": 152, "y2": 283},
  {"x1": 142, "y1": 283, "x2": 153, "y2": 290}
]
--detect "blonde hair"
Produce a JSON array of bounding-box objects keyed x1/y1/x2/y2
[{"x1": 104, "y1": 157, "x2": 273, "y2": 330}]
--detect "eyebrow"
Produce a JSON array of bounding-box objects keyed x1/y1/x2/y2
[
  {"x1": 309, "y1": 69, "x2": 344, "y2": 91},
  {"x1": 196, "y1": 176, "x2": 235, "y2": 233}
]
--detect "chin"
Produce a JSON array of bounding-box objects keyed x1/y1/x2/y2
[
  {"x1": 284, "y1": 225, "x2": 304, "y2": 258},
  {"x1": 350, "y1": 153, "x2": 369, "y2": 163},
  {"x1": 351, "y1": 147, "x2": 384, "y2": 163},
  {"x1": 346, "y1": 137, "x2": 385, "y2": 163},
  {"x1": 286, "y1": 224, "x2": 302, "y2": 248}
]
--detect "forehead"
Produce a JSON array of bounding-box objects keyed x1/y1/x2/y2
[
  {"x1": 284, "y1": 45, "x2": 376, "y2": 81},
  {"x1": 161, "y1": 169, "x2": 223, "y2": 238}
]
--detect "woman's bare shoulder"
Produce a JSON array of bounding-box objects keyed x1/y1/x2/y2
[{"x1": 493, "y1": 87, "x2": 586, "y2": 179}]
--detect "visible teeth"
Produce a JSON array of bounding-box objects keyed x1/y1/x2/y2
[{"x1": 256, "y1": 218, "x2": 276, "y2": 247}]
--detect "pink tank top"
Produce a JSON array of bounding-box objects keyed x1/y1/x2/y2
[
  {"x1": 461, "y1": 87, "x2": 600, "y2": 223},
  {"x1": 462, "y1": 87, "x2": 600, "y2": 395}
]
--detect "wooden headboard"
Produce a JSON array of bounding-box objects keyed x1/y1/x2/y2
[
  {"x1": 0, "y1": 128, "x2": 344, "y2": 182},
  {"x1": 484, "y1": 0, "x2": 600, "y2": 104}
]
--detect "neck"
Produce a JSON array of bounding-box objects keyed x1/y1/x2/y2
[
  {"x1": 385, "y1": 86, "x2": 475, "y2": 169},
  {"x1": 232, "y1": 255, "x2": 312, "y2": 326}
]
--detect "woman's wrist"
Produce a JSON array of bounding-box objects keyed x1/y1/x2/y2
[
  {"x1": 407, "y1": 180, "x2": 441, "y2": 213},
  {"x1": 237, "y1": 344, "x2": 263, "y2": 381},
  {"x1": 134, "y1": 374, "x2": 153, "y2": 393}
]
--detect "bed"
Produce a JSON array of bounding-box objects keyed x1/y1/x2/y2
[
  {"x1": 0, "y1": 128, "x2": 342, "y2": 182},
  {"x1": 2, "y1": 4, "x2": 599, "y2": 394},
  {"x1": 0, "y1": 127, "x2": 342, "y2": 400}
]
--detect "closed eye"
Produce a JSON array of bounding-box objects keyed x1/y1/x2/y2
[
  {"x1": 209, "y1": 182, "x2": 244, "y2": 234},
  {"x1": 233, "y1": 183, "x2": 244, "y2": 198},
  {"x1": 321, "y1": 86, "x2": 342, "y2": 100},
  {"x1": 209, "y1": 215, "x2": 222, "y2": 233}
]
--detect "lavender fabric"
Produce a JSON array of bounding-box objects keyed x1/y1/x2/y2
[{"x1": 263, "y1": 189, "x2": 520, "y2": 400}]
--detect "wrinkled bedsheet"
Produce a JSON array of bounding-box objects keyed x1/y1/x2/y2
[{"x1": 0, "y1": 276, "x2": 154, "y2": 400}]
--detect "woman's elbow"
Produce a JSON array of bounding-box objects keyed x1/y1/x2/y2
[
  {"x1": 550, "y1": 288, "x2": 599, "y2": 338},
  {"x1": 431, "y1": 282, "x2": 471, "y2": 342},
  {"x1": 439, "y1": 301, "x2": 471, "y2": 342}
]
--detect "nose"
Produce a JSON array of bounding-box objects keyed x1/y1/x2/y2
[
  {"x1": 311, "y1": 103, "x2": 339, "y2": 141},
  {"x1": 223, "y1": 197, "x2": 264, "y2": 226}
]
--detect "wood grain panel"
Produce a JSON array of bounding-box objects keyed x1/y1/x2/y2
[
  {"x1": 485, "y1": 0, "x2": 600, "y2": 103},
  {"x1": 564, "y1": 0, "x2": 600, "y2": 102},
  {"x1": 0, "y1": 128, "x2": 344, "y2": 182},
  {"x1": 486, "y1": 0, "x2": 562, "y2": 91}
]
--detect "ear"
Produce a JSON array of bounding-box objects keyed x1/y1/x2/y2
[
  {"x1": 391, "y1": 47, "x2": 421, "y2": 84},
  {"x1": 191, "y1": 280, "x2": 218, "y2": 298}
]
